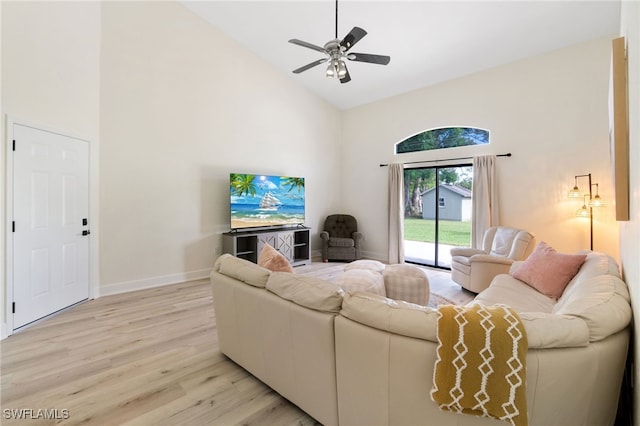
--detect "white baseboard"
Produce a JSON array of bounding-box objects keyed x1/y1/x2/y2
[
  {"x1": 1, "y1": 322, "x2": 7, "y2": 340},
  {"x1": 100, "y1": 268, "x2": 212, "y2": 297}
]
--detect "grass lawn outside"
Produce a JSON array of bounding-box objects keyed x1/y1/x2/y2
[{"x1": 404, "y1": 218, "x2": 471, "y2": 246}]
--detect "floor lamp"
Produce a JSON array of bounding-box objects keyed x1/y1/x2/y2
[{"x1": 568, "y1": 173, "x2": 605, "y2": 250}]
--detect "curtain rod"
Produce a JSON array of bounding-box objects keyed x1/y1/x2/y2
[{"x1": 379, "y1": 152, "x2": 512, "y2": 167}]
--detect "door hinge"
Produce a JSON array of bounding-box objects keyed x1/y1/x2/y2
[
  {"x1": 12, "y1": 140, "x2": 16, "y2": 151},
  {"x1": 12, "y1": 302, "x2": 15, "y2": 314},
  {"x1": 12, "y1": 221, "x2": 15, "y2": 232}
]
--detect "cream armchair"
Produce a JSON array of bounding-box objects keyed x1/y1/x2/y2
[{"x1": 450, "y1": 226, "x2": 534, "y2": 293}]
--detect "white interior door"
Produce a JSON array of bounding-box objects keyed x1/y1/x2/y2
[{"x1": 12, "y1": 124, "x2": 90, "y2": 329}]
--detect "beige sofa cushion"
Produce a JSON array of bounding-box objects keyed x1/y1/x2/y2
[
  {"x1": 474, "y1": 273, "x2": 557, "y2": 314},
  {"x1": 266, "y1": 272, "x2": 345, "y2": 313},
  {"x1": 509, "y1": 250, "x2": 621, "y2": 293},
  {"x1": 214, "y1": 253, "x2": 270, "y2": 288},
  {"x1": 342, "y1": 292, "x2": 590, "y2": 349},
  {"x1": 340, "y1": 292, "x2": 439, "y2": 341},
  {"x1": 503, "y1": 251, "x2": 632, "y2": 342},
  {"x1": 569, "y1": 250, "x2": 621, "y2": 280},
  {"x1": 553, "y1": 274, "x2": 632, "y2": 342},
  {"x1": 517, "y1": 312, "x2": 590, "y2": 348}
]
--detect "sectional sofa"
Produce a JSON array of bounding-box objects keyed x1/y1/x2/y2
[{"x1": 209, "y1": 250, "x2": 631, "y2": 425}]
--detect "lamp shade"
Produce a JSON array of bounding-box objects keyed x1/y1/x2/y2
[
  {"x1": 568, "y1": 186, "x2": 584, "y2": 198},
  {"x1": 575, "y1": 195, "x2": 590, "y2": 217},
  {"x1": 576, "y1": 205, "x2": 590, "y2": 218},
  {"x1": 589, "y1": 194, "x2": 606, "y2": 207}
]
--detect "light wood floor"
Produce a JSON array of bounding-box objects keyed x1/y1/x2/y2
[{"x1": 1, "y1": 278, "x2": 321, "y2": 425}]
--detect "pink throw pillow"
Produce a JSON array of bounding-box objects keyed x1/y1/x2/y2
[
  {"x1": 258, "y1": 243, "x2": 294, "y2": 273},
  {"x1": 511, "y1": 241, "x2": 586, "y2": 299}
]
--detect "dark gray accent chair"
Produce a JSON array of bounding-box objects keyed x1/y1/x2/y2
[{"x1": 320, "y1": 214, "x2": 363, "y2": 262}]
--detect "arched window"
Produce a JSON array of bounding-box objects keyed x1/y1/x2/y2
[{"x1": 395, "y1": 127, "x2": 489, "y2": 154}]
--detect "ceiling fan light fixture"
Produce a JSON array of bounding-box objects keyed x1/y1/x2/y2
[
  {"x1": 326, "y1": 62, "x2": 336, "y2": 78},
  {"x1": 288, "y1": 0, "x2": 390, "y2": 83},
  {"x1": 337, "y1": 60, "x2": 347, "y2": 78}
]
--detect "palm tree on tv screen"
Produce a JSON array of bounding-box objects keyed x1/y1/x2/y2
[
  {"x1": 281, "y1": 177, "x2": 304, "y2": 193},
  {"x1": 230, "y1": 173, "x2": 257, "y2": 197}
]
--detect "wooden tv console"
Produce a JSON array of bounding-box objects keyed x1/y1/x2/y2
[{"x1": 222, "y1": 227, "x2": 311, "y2": 267}]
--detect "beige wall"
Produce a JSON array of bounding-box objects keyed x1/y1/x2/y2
[
  {"x1": 1, "y1": 1, "x2": 101, "y2": 336},
  {"x1": 619, "y1": 1, "x2": 640, "y2": 422},
  {"x1": 342, "y1": 37, "x2": 619, "y2": 261},
  {"x1": 98, "y1": 2, "x2": 341, "y2": 293}
]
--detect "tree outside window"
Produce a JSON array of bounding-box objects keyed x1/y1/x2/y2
[{"x1": 396, "y1": 127, "x2": 489, "y2": 154}]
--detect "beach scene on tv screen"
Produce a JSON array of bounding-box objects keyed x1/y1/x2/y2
[{"x1": 230, "y1": 173, "x2": 305, "y2": 229}]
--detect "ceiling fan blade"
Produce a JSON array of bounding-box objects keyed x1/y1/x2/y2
[
  {"x1": 340, "y1": 27, "x2": 367, "y2": 51},
  {"x1": 349, "y1": 53, "x2": 391, "y2": 65},
  {"x1": 288, "y1": 39, "x2": 327, "y2": 54},
  {"x1": 292, "y1": 58, "x2": 328, "y2": 74},
  {"x1": 339, "y1": 67, "x2": 351, "y2": 84}
]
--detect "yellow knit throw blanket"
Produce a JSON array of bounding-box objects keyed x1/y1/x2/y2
[{"x1": 431, "y1": 304, "x2": 528, "y2": 426}]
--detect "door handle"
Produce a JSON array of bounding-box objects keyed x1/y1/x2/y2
[{"x1": 82, "y1": 230, "x2": 91, "y2": 236}]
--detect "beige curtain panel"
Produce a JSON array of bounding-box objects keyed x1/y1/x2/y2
[
  {"x1": 388, "y1": 162, "x2": 405, "y2": 264},
  {"x1": 472, "y1": 154, "x2": 500, "y2": 248}
]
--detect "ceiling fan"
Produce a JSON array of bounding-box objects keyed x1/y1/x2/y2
[{"x1": 288, "y1": 0, "x2": 390, "y2": 84}]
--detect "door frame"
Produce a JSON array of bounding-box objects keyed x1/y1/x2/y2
[{"x1": 4, "y1": 115, "x2": 99, "y2": 336}]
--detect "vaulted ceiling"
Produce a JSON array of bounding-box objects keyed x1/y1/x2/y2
[{"x1": 181, "y1": 1, "x2": 621, "y2": 110}]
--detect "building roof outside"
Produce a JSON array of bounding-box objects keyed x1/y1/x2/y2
[{"x1": 420, "y1": 184, "x2": 472, "y2": 198}]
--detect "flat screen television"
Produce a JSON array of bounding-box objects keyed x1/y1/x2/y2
[{"x1": 230, "y1": 173, "x2": 305, "y2": 230}]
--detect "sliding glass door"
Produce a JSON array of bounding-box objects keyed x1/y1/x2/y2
[{"x1": 404, "y1": 165, "x2": 473, "y2": 268}]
